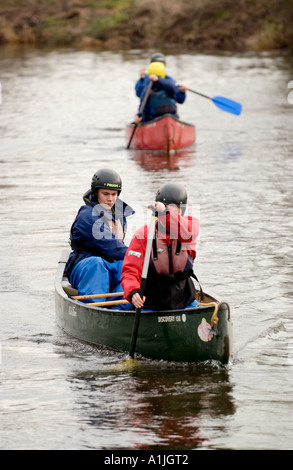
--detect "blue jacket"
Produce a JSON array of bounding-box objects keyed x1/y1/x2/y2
[
  {"x1": 138, "y1": 77, "x2": 186, "y2": 122},
  {"x1": 65, "y1": 190, "x2": 135, "y2": 280},
  {"x1": 135, "y1": 74, "x2": 186, "y2": 104}
]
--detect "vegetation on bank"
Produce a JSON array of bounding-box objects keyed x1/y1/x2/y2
[{"x1": 0, "y1": 0, "x2": 292, "y2": 52}]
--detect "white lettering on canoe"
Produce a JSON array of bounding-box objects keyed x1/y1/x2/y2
[
  {"x1": 68, "y1": 305, "x2": 77, "y2": 317},
  {"x1": 158, "y1": 315, "x2": 182, "y2": 323}
]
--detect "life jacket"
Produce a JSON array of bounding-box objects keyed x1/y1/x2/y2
[
  {"x1": 149, "y1": 89, "x2": 177, "y2": 117},
  {"x1": 152, "y1": 236, "x2": 188, "y2": 274},
  {"x1": 143, "y1": 231, "x2": 197, "y2": 310}
]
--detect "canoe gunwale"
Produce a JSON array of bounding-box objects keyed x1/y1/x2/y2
[{"x1": 128, "y1": 113, "x2": 195, "y2": 130}]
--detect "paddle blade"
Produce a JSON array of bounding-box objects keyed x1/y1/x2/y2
[
  {"x1": 110, "y1": 356, "x2": 139, "y2": 371},
  {"x1": 212, "y1": 96, "x2": 242, "y2": 115}
]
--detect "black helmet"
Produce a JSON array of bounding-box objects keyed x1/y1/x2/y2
[
  {"x1": 155, "y1": 183, "x2": 187, "y2": 214},
  {"x1": 91, "y1": 168, "x2": 122, "y2": 200},
  {"x1": 150, "y1": 52, "x2": 166, "y2": 65}
]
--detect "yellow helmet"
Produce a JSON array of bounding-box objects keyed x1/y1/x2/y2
[{"x1": 148, "y1": 61, "x2": 166, "y2": 78}]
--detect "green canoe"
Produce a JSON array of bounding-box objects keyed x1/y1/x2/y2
[{"x1": 55, "y1": 251, "x2": 232, "y2": 364}]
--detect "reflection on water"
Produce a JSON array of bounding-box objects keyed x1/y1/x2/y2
[
  {"x1": 0, "y1": 46, "x2": 293, "y2": 450},
  {"x1": 215, "y1": 142, "x2": 242, "y2": 163},
  {"x1": 67, "y1": 362, "x2": 235, "y2": 450},
  {"x1": 131, "y1": 149, "x2": 196, "y2": 172}
]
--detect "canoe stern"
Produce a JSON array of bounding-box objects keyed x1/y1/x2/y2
[{"x1": 126, "y1": 114, "x2": 196, "y2": 152}]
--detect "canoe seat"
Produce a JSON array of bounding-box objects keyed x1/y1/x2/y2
[{"x1": 62, "y1": 278, "x2": 78, "y2": 297}]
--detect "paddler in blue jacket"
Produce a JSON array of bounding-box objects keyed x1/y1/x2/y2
[
  {"x1": 65, "y1": 168, "x2": 135, "y2": 303},
  {"x1": 134, "y1": 60, "x2": 187, "y2": 124},
  {"x1": 135, "y1": 52, "x2": 187, "y2": 103}
]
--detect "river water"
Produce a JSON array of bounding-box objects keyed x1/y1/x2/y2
[{"x1": 0, "y1": 46, "x2": 292, "y2": 451}]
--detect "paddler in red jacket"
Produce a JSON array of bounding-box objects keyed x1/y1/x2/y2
[{"x1": 121, "y1": 183, "x2": 200, "y2": 311}]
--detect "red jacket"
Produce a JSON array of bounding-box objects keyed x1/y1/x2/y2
[{"x1": 121, "y1": 206, "x2": 200, "y2": 308}]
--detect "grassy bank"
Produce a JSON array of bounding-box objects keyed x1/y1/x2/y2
[{"x1": 0, "y1": 0, "x2": 292, "y2": 52}]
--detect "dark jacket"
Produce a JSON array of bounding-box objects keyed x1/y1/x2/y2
[
  {"x1": 139, "y1": 77, "x2": 186, "y2": 122},
  {"x1": 65, "y1": 190, "x2": 134, "y2": 280}
]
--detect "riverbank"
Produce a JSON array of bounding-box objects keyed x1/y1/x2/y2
[{"x1": 0, "y1": 0, "x2": 292, "y2": 52}]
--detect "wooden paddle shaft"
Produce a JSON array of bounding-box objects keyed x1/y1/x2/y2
[
  {"x1": 73, "y1": 292, "x2": 124, "y2": 300},
  {"x1": 91, "y1": 299, "x2": 130, "y2": 307}
]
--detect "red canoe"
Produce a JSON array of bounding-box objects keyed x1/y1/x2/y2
[{"x1": 126, "y1": 114, "x2": 196, "y2": 153}]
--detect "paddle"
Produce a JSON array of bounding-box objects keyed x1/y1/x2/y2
[
  {"x1": 91, "y1": 299, "x2": 130, "y2": 307},
  {"x1": 127, "y1": 80, "x2": 152, "y2": 149},
  {"x1": 73, "y1": 292, "x2": 124, "y2": 300},
  {"x1": 187, "y1": 88, "x2": 242, "y2": 115},
  {"x1": 128, "y1": 210, "x2": 157, "y2": 359}
]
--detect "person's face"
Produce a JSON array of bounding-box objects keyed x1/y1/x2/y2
[{"x1": 97, "y1": 188, "x2": 118, "y2": 209}]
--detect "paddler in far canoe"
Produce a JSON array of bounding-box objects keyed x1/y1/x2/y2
[
  {"x1": 135, "y1": 52, "x2": 187, "y2": 103},
  {"x1": 64, "y1": 168, "x2": 135, "y2": 304},
  {"x1": 134, "y1": 52, "x2": 242, "y2": 118},
  {"x1": 121, "y1": 182, "x2": 201, "y2": 311},
  {"x1": 133, "y1": 60, "x2": 188, "y2": 126}
]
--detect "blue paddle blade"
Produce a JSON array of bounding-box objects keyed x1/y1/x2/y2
[{"x1": 212, "y1": 96, "x2": 242, "y2": 115}]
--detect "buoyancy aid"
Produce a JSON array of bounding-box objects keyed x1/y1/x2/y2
[
  {"x1": 143, "y1": 232, "x2": 196, "y2": 310},
  {"x1": 152, "y1": 236, "x2": 189, "y2": 274},
  {"x1": 149, "y1": 89, "x2": 177, "y2": 117}
]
